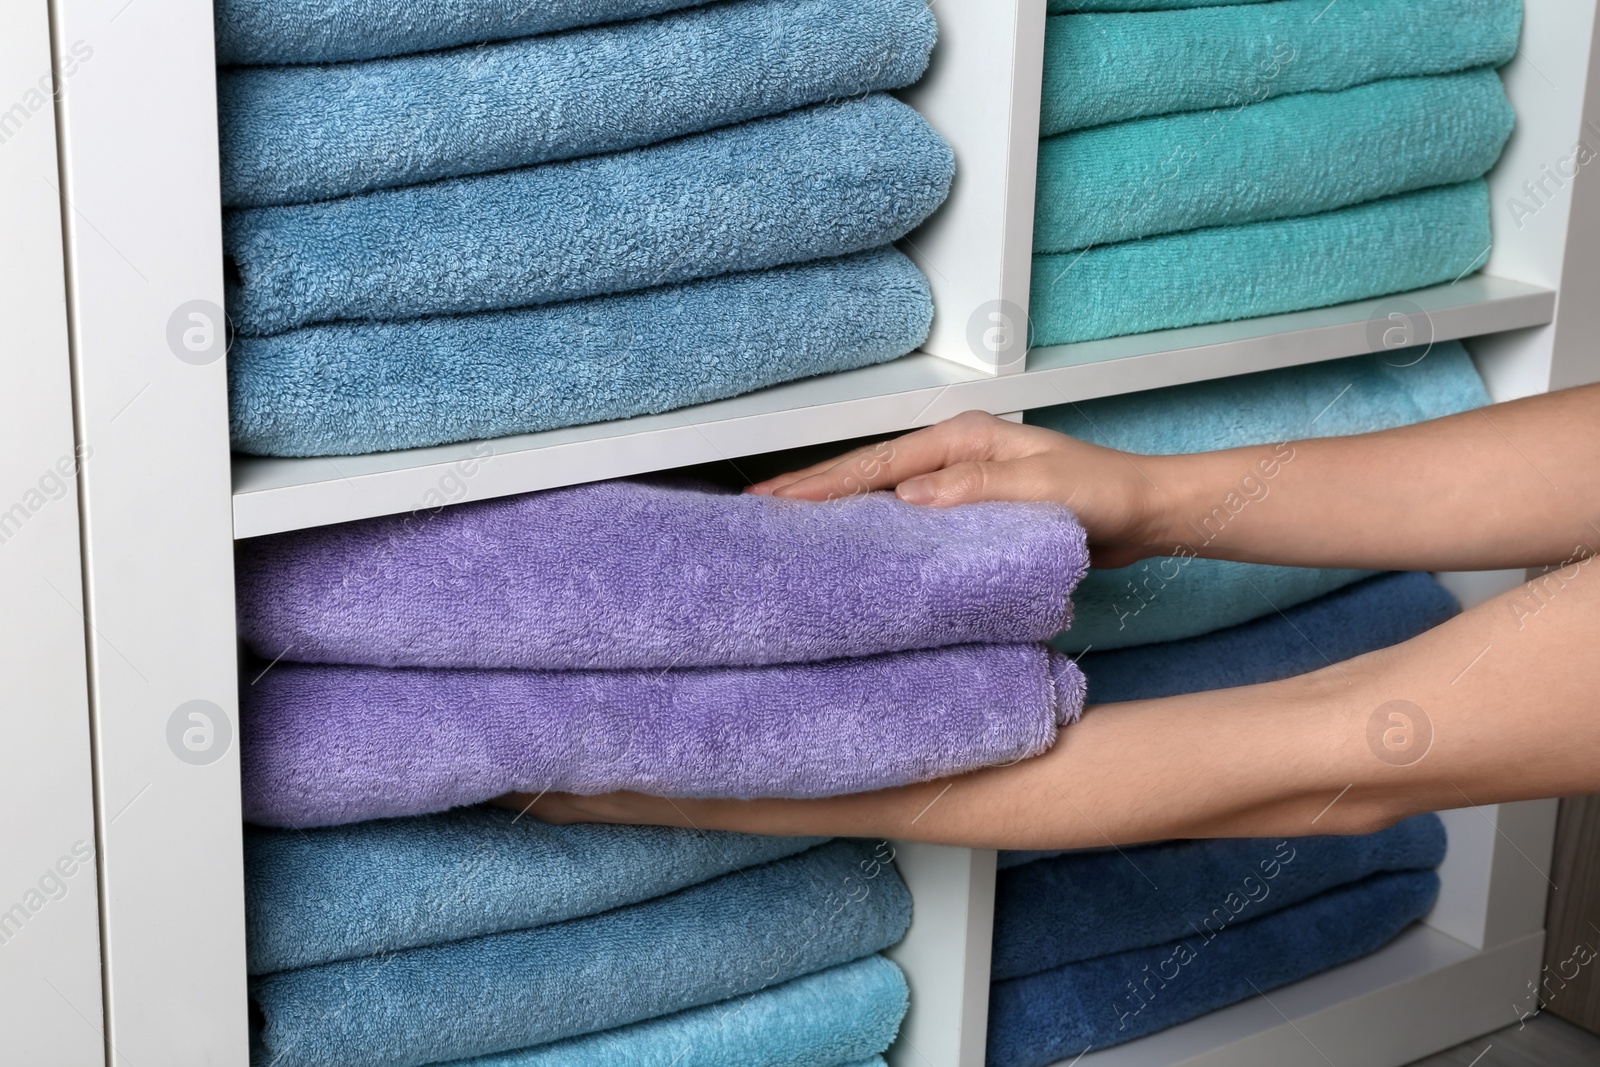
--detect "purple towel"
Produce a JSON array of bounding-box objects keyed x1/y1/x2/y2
[
  {"x1": 241, "y1": 644, "x2": 1086, "y2": 827},
  {"x1": 236, "y1": 479, "x2": 1089, "y2": 671}
]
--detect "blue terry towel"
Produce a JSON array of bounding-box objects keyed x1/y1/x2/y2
[
  {"x1": 1028, "y1": 343, "x2": 1489, "y2": 651},
  {"x1": 224, "y1": 94, "x2": 953, "y2": 335},
  {"x1": 214, "y1": 0, "x2": 716, "y2": 64},
  {"x1": 1041, "y1": 0, "x2": 1521, "y2": 135},
  {"x1": 1030, "y1": 179, "x2": 1491, "y2": 347},
  {"x1": 251, "y1": 840, "x2": 911, "y2": 1067},
  {"x1": 429, "y1": 955, "x2": 906, "y2": 1067},
  {"x1": 229, "y1": 248, "x2": 932, "y2": 457},
  {"x1": 219, "y1": 0, "x2": 937, "y2": 207},
  {"x1": 244, "y1": 809, "x2": 825, "y2": 974},
  {"x1": 1036, "y1": 70, "x2": 1512, "y2": 251},
  {"x1": 992, "y1": 814, "x2": 1446, "y2": 981},
  {"x1": 987, "y1": 870, "x2": 1440, "y2": 1066}
]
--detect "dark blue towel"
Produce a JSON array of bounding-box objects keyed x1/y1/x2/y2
[{"x1": 987, "y1": 871, "x2": 1440, "y2": 1067}]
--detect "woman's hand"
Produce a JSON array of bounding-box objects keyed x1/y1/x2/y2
[{"x1": 747, "y1": 410, "x2": 1173, "y2": 568}]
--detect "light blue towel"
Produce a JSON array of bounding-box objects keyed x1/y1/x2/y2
[
  {"x1": 225, "y1": 94, "x2": 954, "y2": 335},
  {"x1": 251, "y1": 840, "x2": 911, "y2": 1067},
  {"x1": 244, "y1": 809, "x2": 826, "y2": 974},
  {"x1": 1036, "y1": 70, "x2": 1512, "y2": 251},
  {"x1": 214, "y1": 0, "x2": 717, "y2": 64},
  {"x1": 1041, "y1": 0, "x2": 1521, "y2": 134},
  {"x1": 436, "y1": 956, "x2": 906, "y2": 1067},
  {"x1": 1030, "y1": 343, "x2": 1490, "y2": 651},
  {"x1": 229, "y1": 249, "x2": 932, "y2": 457},
  {"x1": 219, "y1": 0, "x2": 937, "y2": 207},
  {"x1": 1029, "y1": 179, "x2": 1491, "y2": 348}
]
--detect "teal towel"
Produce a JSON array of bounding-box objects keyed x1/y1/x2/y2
[
  {"x1": 219, "y1": 0, "x2": 937, "y2": 207},
  {"x1": 1029, "y1": 343, "x2": 1490, "y2": 651},
  {"x1": 251, "y1": 840, "x2": 911, "y2": 1067},
  {"x1": 1029, "y1": 180, "x2": 1491, "y2": 347},
  {"x1": 1041, "y1": 0, "x2": 1521, "y2": 134},
  {"x1": 244, "y1": 808, "x2": 825, "y2": 974},
  {"x1": 228, "y1": 248, "x2": 933, "y2": 457},
  {"x1": 433, "y1": 956, "x2": 906, "y2": 1067},
  {"x1": 1051, "y1": 0, "x2": 1272, "y2": 9},
  {"x1": 225, "y1": 94, "x2": 953, "y2": 335},
  {"x1": 1036, "y1": 71, "x2": 1512, "y2": 251}
]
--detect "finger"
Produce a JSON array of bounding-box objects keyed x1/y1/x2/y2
[
  {"x1": 896, "y1": 456, "x2": 1054, "y2": 508},
  {"x1": 746, "y1": 440, "x2": 898, "y2": 495},
  {"x1": 770, "y1": 411, "x2": 1014, "y2": 501}
]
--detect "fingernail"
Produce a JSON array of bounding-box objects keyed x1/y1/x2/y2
[{"x1": 897, "y1": 479, "x2": 935, "y2": 505}]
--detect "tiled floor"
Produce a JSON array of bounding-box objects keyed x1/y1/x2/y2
[{"x1": 1406, "y1": 1013, "x2": 1600, "y2": 1066}]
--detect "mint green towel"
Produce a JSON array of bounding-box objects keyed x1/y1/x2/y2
[
  {"x1": 1036, "y1": 71, "x2": 1512, "y2": 251},
  {"x1": 1042, "y1": 0, "x2": 1520, "y2": 134},
  {"x1": 1031, "y1": 345, "x2": 1490, "y2": 651},
  {"x1": 1030, "y1": 180, "x2": 1490, "y2": 348}
]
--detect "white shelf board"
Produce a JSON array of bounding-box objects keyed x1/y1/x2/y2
[
  {"x1": 1061, "y1": 926, "x2": 1542, "y2": 1067},
  {"x1": 231, "y1": 275, "x2": 1553, "y2": 538}
]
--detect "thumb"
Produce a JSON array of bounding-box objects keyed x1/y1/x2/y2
[{"x1": 896, "y1": 458, "x2": 1044, "y2": 507}]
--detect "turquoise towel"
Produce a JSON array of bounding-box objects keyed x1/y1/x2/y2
[
  {"x1": 1029, "y1": 343, "x2": 1490, "y2": 651},
  {"x1": 1036, "y1": 71, "x2": 1512, "y2": 251},
  {"x1": 1029, "y1": 180, "x2": 1491, "y2": 347},
  {"x1": 1051, "y1": 0, "x2": 1272, "y2": 9},
  {"x1": 244, "y1": 809, "x2": 825, "y2": 974},
  {"x1": 219, "y1": 0, "x2": 937, "y2": 207},
  {"x1": 225, "y1": 94, "x2": 953, "y2": 335},
  {"x1": 1041, "y1": 0, "x2": 1521, "y2": 134},
  {"x1": 434, "y1": 956, "x2": 906, "y2": 1067},
  {"x1": 214, "y1": 0, "x2": 717, "y2": 64},
  {"x1": 251, "y1": 840, "x2": 911, "y2": 1067},
  {"x1": 228, "y1": 248, "x2": 932, "y2": 457}
]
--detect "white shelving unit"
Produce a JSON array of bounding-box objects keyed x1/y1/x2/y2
[{"x1": 8, "y1": 0, "x2": 1598, "y2": 1064}]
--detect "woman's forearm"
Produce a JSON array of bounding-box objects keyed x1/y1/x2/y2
[{"x1": 1142, "y1": 382, "x2": 1600, "y2": 572}]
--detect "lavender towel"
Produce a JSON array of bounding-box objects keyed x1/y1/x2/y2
[
  {"x1": 241, "y1": 644, "x2": 1086, "y2": 827},
  {"x1": 236, "y1": 478, "x2": 1089, "y2": 671}
]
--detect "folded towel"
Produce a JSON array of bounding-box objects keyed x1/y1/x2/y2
[
  {"x1": 245, "y1": 810, "x2": 826, "y2": 973},
  {"x1": 1036, "y1": 71, "x2": 1512, "y2": 251},
  {"x1": 1031, "y1": 179, "x2": 1491, "y2": 348},
  {"x1": 214, "y1": 0, "x2": 716, "y2": 64},
  {"x1": 1042, "y1": 0, "x2": 1521, "y2": 135},
  {"x1": 228, "y1": 249, "x2": 933, "y2": 457},
  {"x1": 987, "y1": 870, "x2": 1440, "y2": 1066},
  {"x1": 993, "y1": 814, "x2": 1445, "y2": 980},
  {"x1": 1029, "y1": 344, "x2": 1488, "y2": 650},
  {"x1": 1051, "y1": 0, "x2": 1273, "y2": 9},
  {"x1": 427, "y1": 956, "x2": 905, "y2": 1067},
  {"x1": 220, "y1": 0, "x2": 936, "y2": 208},
  {"x1": 236, "y1": 477, "x2": 1088, "y2": 670},
  {"x1": 252, "y1": 839, "x2": 912, "y2": 1067},
  {"x1": 225, "y1": 94, "x2": 954, "y2": 335},
  {"x1": 241, "y1": 644, "x2": 1086, "y2": 827}
]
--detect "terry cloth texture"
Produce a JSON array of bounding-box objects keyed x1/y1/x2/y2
[
  {"x1": 244, "y1": 810, "x2": 825, "y2": 973},
  {"x1": 1035, "y1": 70, "x2": 1512, "y2": 251},
  {"x1": 224, "y1": 94, "x2": 954, "y2": 335},
  {"x1": 214, "y1": 0, "x2": 717, "y2": 64},
  {"x1": 1041, "y1": 0, "x2": 1521, "y2": 135},
  {"x1": 239, "y1": 644, "x2": 1087, "y2": 827},
  {"x1": 1050, "y1": 0, "x2": 1273, "y2": 9},
  {"x1": 992, "y1": 814, "x2": 1446, "y2": 980},
  {"x1": 986, "y1": 871, "x2": 1441, "y2": 1066},
  {"x1": 1027, "y1": 344, "x2": 1489, "y2": 651},
  {"x1": 235, "y1": 477, "x2": 1089, "y2": 670},
  {"x1": 417, "y1": 956, "x2": 906, "y2": 1067},
  {"x1": 227, "y1": 249, "x2": 933, "y2": 457},
  {"x1": 250, "y1": 840, "x2": 912, "y2": 1067},
  {"x1": 219, "y1": 0, "x2": 937, "y2": 207},
  {"x1": 1029, "y1": 180, "x2": 1492, "y2": 347}
]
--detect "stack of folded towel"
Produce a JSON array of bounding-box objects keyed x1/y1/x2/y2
[
  {"x1": 990, "y1": 570, "x2": 1461, "y2": 1065},
  {"x1": 245, "y1": 814, "x2": 912, "y2": 1067},
  {"x1": 1028, "y1": 0, "x2": 1521, "y2": 344},
  {"x1": 215, "y1": 0, "x2": 954, "y2": 457}
]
